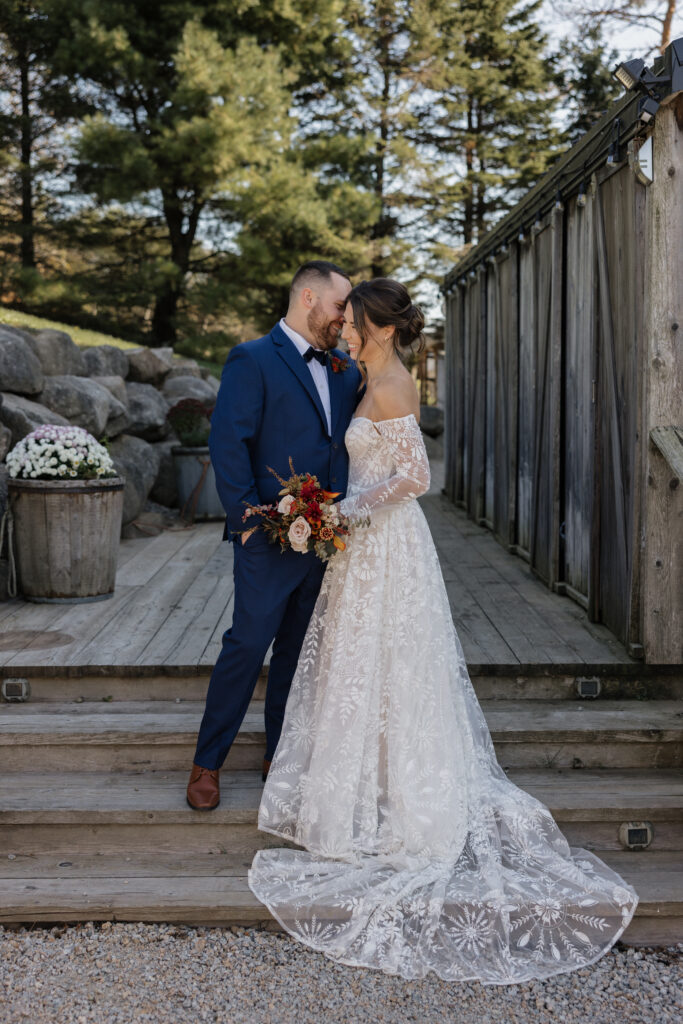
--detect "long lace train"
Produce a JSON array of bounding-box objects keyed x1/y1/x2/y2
[{"x1": 248, "y1": 415, "x2": 638, "y2": 983}]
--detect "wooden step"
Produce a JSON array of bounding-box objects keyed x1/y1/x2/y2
[
  {"x1": 9, "y1": 668, "x2": 682, "y2": 703},
  {"x1": 0, "y1": 847, "x2": 679, "y2": 946},
  {"x1": 1, "y1": 700, "x2": 681, "y2": 771},
  {"x1": 2, "y1": 769, "x2": 681, "y2": 855}
]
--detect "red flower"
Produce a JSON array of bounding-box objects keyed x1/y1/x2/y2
[{"x1": 330, "y1": 354, "x2": 349, "y2": 374}]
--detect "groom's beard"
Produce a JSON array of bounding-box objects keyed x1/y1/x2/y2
[{"x1": 307, "y1": 302, "x2": 341, "y2": 351}]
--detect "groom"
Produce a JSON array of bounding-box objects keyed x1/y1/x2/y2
[{"x1": 187, "y1": 261, "x2": 360, "y2": 810}]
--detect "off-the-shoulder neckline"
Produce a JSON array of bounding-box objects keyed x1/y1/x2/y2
[{"x1": 351, "y1": 413, "x2": 419, "y2": 426}]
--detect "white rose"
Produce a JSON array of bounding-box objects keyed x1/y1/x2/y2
[
  {"x1": 288, "y1": 515, "x2": 311, "y2": 553},
  {"x1": 277, "y1": 494, "x2": 296, "y2": 515}
]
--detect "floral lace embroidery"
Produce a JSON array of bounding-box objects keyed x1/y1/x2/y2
[{"x1": 249, "y1": 414, "x2": 639, "y2": 984}]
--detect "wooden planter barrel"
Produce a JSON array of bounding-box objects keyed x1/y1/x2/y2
[
  {"x1": 8, "y1": 477, "x2": 125, "y2": 603},
  {"x1": 172, "y1": 446, "x2": 224, "y2": 521}
]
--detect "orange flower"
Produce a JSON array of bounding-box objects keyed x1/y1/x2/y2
[{"x1": 333, "y1": 536, "x2": 346, "y2": 551}]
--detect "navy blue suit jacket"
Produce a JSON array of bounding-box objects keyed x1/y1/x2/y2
[{"x1": 209, "y1": 322, "x2": 362, "y2": 541}]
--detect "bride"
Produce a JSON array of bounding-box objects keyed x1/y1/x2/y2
[{"x1": 248, "y1": 278, "x2": 638, "y2": 984}]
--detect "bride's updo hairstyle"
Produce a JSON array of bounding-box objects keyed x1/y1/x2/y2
[{"x1": 348, "y1": 278, "x2": 425, "y2": 364}]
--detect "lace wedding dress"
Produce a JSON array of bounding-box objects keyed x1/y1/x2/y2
[{"x1": 248, "y1": 414, "x2": 638, "y2": 984}]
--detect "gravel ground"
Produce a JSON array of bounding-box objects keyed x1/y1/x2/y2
[{"x1": 1, "y1": 923, "x2": 681, "y2": 1024}]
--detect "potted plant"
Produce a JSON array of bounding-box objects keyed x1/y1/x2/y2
[
  {"x1": 6, "y1": 425, "x2": 124, "y2": 603},
  {"x1": 167, "y1": 399, "x2": 224, "y2": 522}
]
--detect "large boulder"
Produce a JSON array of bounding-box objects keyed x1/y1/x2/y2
[
  {"x1": 92, "y1": 375, "x2": 128, "y2": 408},
  {"x1": 419, "y1": 404, "x2": 444, "y2": 438},
  {"x1": 125, "y1": 381, "x2": 169, "y2": 441},
  {"x1": 149, "y1": 439, "x2": 179, "y2": 508},
  {"x1": 92, "y1": 375, "x2": 129, "y2": 437},
  {"x1": 202, "y1": 374, "x2": 219, "y2": 397},
  {"x1": 93, "y1": 378, "x2": 131, "y2": 438},
  {"x1": 103, "y1": 393, "x2": 129, "y2": 439},
  {"x1": 0, "y1": 423, "x2": 11, "y2": 462},
  {"x1": 126, "y1": 347, "x2": 173, "y2": 385},
  {"x1": 200, "y1": 366, "x2": 222, "y2": 382},
  {"x1": 0, "y1": 463, "x2": 7, "y2": 521},
  {"x1": 162, "y1": 374, "x2": 218, "y2": 405},
  {"x1": 0, "y1": 327, "x2": 44, "y2": 395},
  {"x1": 39, "y1": 375, "x2": 113, "y2": 438},
  {"x1": 24, "y1": 329, "x2": 86, "y2": 377},
  {"x1": 109, "y1": 434, "x2": 162, "y2": 526},
  {"x1": 0, "y1": 464, "x2": 8, "y2": 598},
  {"x1": 0, "y1": 392, "x2": 69, "y2": 445},
  {"x1": 83, "y1": 344, "x2": 130, "y2": 379},
  {"x1": 166, "y1": 357, "x2": 202, "y2": 380}
]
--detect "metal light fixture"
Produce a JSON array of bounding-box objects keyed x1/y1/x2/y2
[
  {"x1": 613, "y1": 39, "x2": 683, "y2": 125},
  {"x1": 577, "y1": 182, "x2": 587, "y2": 208},
  {"x1": 637, "y1": 96, "x2": 659, "y2": 125},
  {"x1": 614, "y1": 58, "x2": 649, "y2": 91}
]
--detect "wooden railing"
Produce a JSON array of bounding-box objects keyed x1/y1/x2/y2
[{"x1": 443, "y1": 67, "x2": 683, "y2": 664}]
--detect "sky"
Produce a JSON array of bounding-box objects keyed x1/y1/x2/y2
[{"x1": 543, "y1": 2, "x2": 683, "y2": 62}]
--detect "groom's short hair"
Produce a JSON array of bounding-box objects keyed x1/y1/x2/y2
[{"x1": 290, "y1": 260, "x2": 350, "y2": 298}]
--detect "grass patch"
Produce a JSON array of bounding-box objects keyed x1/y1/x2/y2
[
  {"x1": 0, "y1": 307, "x2": 141, "y2": 350},
  {"x1": 0, "y1": 307, "x2": 223, "y2": 378}
]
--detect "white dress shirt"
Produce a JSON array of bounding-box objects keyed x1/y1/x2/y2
[{"x1": 279, "y1": 317, "x2": 332, "y2": 434}]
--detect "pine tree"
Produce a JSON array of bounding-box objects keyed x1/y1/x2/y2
[
  {"x1": 553, "y1": 26, "x2": 623, "y2": 145},
  {"x1": 423, "y1": 0, "x2": 563, "y2": 247},
  {"x1": 278, "y1": 0, "x2": 563, "y2": 285},
  {"x1": 48, "y1": 0, "x2": 297, "y2": 345},
  {"x1": 0, "y1": 0, "x2": 78, "y2": 277},
  {"x1": 290, "y1": 0, "x2": 449, "y2": 280}
]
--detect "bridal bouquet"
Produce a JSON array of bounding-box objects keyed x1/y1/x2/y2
[{"x1": 241, "y1": 459, "x2": 365, "y2": 562}]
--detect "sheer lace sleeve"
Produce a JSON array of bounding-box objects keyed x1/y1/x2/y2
[{"x1": 338, "y1": 414, "x2": 430, "y2": 519}]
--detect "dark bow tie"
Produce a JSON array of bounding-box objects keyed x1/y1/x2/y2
[{"x1": 304, "y1": 346, "x2": 328, "y2": 366}]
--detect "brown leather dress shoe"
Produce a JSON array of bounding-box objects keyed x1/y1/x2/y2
[
  {"x1": 262, "y1": 758, "x2": 271, "y2": 783},
  {"x1": 186, "y1": 763, "x2": 220, "y2": 810}
]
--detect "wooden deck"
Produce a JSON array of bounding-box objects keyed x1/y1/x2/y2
[
  {"x1": 1, "y1": 467, "x2": 681, "y2": 943},
  {"x1": 0, "y1": 484, "x2": 643, "y2": 677}
]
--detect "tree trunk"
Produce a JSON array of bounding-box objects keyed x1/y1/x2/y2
[
  {"x1": 150, "y1": 191, "x2": 202, "y2": 346},
  {"x1": 463, "y1": 98, "x2": 475, "y2": 245},
  {"x1": 661, "y1": 0, "x2": 676, "y2": 50},
  {"x1": 371, "y1": 33, "x2": 391, "y2": 278},
  {"x1": 150, "y1": 285, "x2": 179, "y2": 346},
  {"x1": 18, "y1": 37, "x2": 35, "y2": 269}
]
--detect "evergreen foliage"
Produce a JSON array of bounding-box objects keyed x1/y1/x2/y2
[{"x1": 0, "y1": 0, "x2": 630, "y2": 354}]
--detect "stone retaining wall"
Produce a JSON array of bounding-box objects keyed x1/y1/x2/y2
[{"x1": 0, "y1": 324, "x2": 219, "y2": 535}]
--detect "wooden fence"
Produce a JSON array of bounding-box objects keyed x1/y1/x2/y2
[{"x1": 443, "y1": 88, "x2": 683, "y2": 665}]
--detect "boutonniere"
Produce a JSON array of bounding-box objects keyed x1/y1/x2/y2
[{"x1": 330, "y1": 353, "x2": 349, "y2": 373}]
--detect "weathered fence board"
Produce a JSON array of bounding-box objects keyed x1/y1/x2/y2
[
  {"x1": 563, "y1": 189, "x2": 597, "y2": 604},
  {"x1": 516, "y1": 239, "x2": 535, "y2": 556},
  {"x1": 641, "y1": 97, "x2": 683, "y2": 664},
  {"x1": 445, "y1": 94, "x2": 683, "y2": 664}
]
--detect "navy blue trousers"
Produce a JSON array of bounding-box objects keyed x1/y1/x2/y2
[{"x1": 193, "y1": 533, "x2": 326, "y2": 770}]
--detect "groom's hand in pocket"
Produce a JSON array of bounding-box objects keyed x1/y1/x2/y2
[{"x1": 241, "y1": 528, "x2": 256, "y2": 545}]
